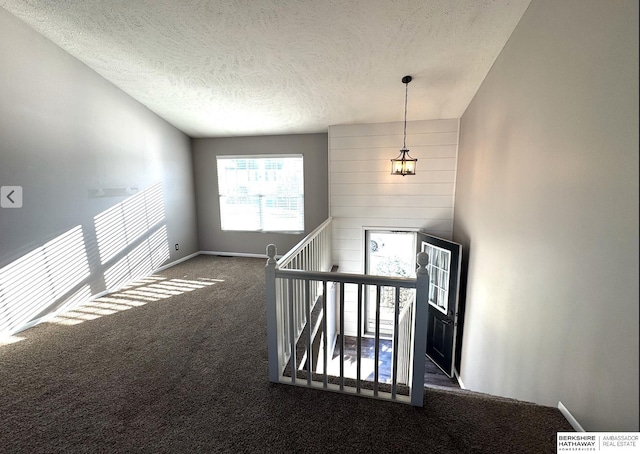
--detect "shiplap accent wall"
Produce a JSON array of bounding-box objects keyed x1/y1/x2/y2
[{"x1": 329, "y1": 119, "x2": 459, "y2": 336}]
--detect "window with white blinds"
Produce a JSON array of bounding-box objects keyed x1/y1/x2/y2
[{"x1": 216, "y1": 155, "x2": 304, "y2": 233}]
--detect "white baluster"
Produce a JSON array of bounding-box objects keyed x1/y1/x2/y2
[
  {"x1": 339, "y1": 282, "x2": 345, "y2": 391},
  {"x1": 356, "y1": 283, "x2": 363, "y2": 393},
  {"x1": 305, "y1": 279, "x2": 312, "y2": 385},
  {"x1": 288, "y1": 278, "x2": 296, "y2": 384},
  {"x1": 322, "y1": 280, "x2": 328, "y2": 388},
  {"x1": 391, "y1": 286, "x2": 401, "y2": 399},
  {"x1": 374, "y1": 285, "x2": 381, "y2": 396}
]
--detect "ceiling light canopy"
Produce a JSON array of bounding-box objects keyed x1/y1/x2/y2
[{"x1": 391, "y1": 75, "x2": 417, "y2": 176}]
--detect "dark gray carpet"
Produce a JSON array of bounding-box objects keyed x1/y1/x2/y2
[{"x1": 0, "y1": 255, "x2": 572, "y2": 453}]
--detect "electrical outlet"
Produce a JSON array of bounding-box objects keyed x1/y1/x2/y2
[{"x1": 175, "y1": 243, "x2": 179, "y2": 251}]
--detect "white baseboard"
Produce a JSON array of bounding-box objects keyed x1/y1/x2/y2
[
  {"x1": 9, "y1": 316, "x2": 49, "y2": 336},
  {"x1": 558, "y1": 401, "x2": 585, "y2": 432},
  {"x1": 155, "y1": 251, "x2": 201, "y2": 272},
  {"x1": 456, "y1": 374, "x2": 466, "y2": 390},
  {"x1": 199, "y1": 250, "x2": 270, "y2": 259}
]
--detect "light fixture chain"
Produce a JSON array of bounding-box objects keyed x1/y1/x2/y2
[
  {"x1": 403, "y1": 81, "x2": 408, "y2": 149},
  {"x1": 391, "y1": 75, "x2": 416, "y2": 176}
]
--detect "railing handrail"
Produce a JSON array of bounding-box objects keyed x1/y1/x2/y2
[
  {"x1": 277, "y1": 217, "x2": 333, "y2": 268},
  {"x1": 275, "y1": 268, "x2": 417, "y2": 289}
]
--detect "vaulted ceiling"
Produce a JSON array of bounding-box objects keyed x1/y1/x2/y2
[{"x1": 1, "y1": 0, "x2": 531, "y2": 137}]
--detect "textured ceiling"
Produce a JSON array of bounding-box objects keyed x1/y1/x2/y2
[{"x1": 1, "y1": 0, "x2": 531, "y2": 138}]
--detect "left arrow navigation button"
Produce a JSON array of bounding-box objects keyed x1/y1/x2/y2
[{"x1": 1, "y1": 186, "x2": 23, "y2": 208}]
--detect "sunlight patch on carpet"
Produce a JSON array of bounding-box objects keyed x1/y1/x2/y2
[
  {"x1": 46, "y1": 275, "x2": 221, "y2": 327},
  {"x1": 0, "y1": 335, "x2": 25, "y2": 346}
]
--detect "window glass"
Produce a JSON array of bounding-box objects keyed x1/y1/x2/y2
[{"x1": 216, "y1": 155, "x2": 304, "y2": 232}]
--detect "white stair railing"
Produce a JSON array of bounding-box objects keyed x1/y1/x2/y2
[
  {"x1": 265, "y1": 224, "x2": 430, "y2": 406},
  {"x1": 278, "y1": 217, "x2": 332, "y2": 272},
  {"x1": 266, "y1": 218, "x2": 333, "y2": 383}
]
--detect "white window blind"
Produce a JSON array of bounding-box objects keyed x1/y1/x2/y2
[{"x1": 216, "y1": 155, "x2": 304, "y2": 232}]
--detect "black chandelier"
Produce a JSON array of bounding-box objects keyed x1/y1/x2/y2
[{"x1": 390, "y1": 75, "x2": 417, "y2": 176}]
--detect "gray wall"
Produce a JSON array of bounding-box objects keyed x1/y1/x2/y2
[
  {"x1": 454, "y1": 0, "x2": 638, "y2": 431},
  {"x1": 193, "y1": 134, "x2": 328, "y2": 256},
  {"x1": 0, "y1": 9, "x2": 198, "y2": 334}
]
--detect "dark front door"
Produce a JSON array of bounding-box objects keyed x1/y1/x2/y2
[{"x1": 417, "y1": 232, "x2": 462, "y2": 378}]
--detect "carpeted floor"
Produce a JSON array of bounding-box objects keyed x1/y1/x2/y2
[{"x1": 0, "y1": 255, "x2": 572, "y2": 453}]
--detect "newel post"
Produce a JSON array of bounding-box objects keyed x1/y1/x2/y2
[
  {"x1": 265, "y1": 244, "x2": 280, "y2": 383},
  {"x1": 411, "y1": 251, "x2": 430, "y2": 406}
]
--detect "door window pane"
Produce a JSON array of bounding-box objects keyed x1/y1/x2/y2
[{"x1": 422, "y1": 243, "x2": 451, "y2": 314}]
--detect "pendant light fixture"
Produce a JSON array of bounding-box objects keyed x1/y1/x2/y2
[{"x1": 391, "y1": 75, "x2": 417, "y2": 176}]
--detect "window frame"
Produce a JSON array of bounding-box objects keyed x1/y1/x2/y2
[{"x1": 216, "y1": 154, "x2": 305, "y2": 234}]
